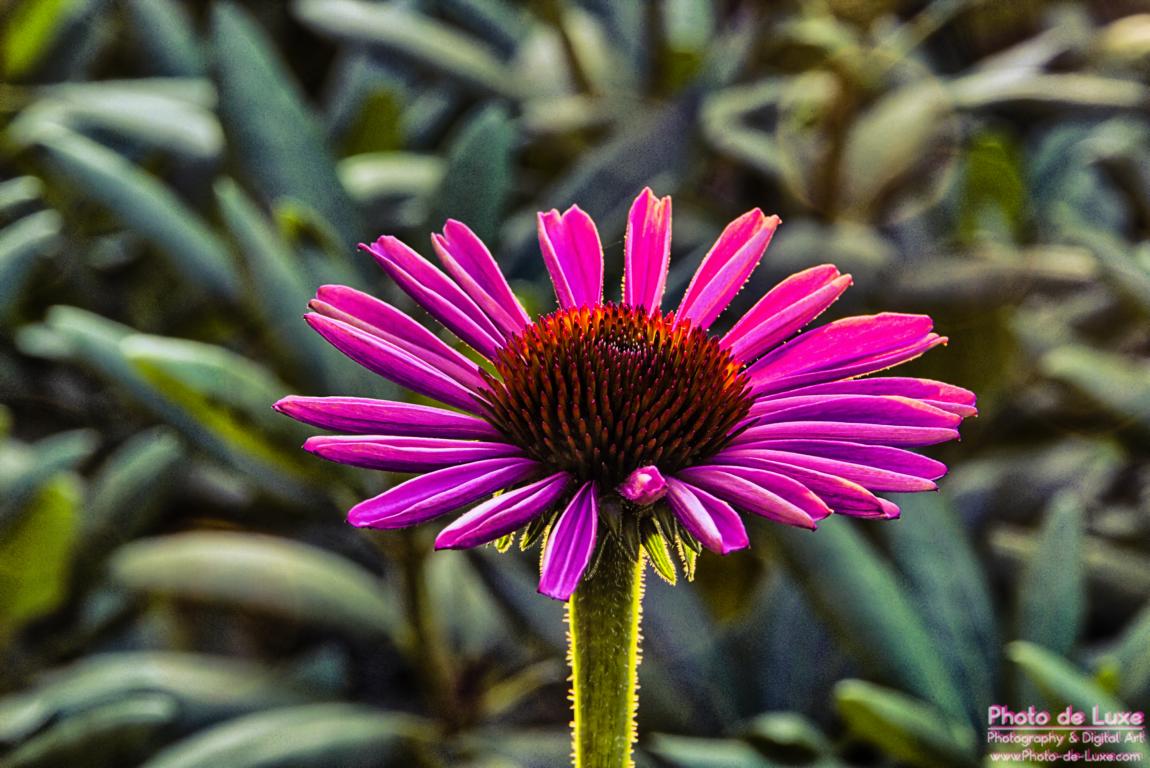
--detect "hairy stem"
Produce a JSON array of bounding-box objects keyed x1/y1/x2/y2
[{"x1": 568, "y1": 535, "x2": 645, "y2": 768}]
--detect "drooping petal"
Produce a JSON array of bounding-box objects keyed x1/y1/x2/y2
[
  {"x1": 538, "y1": 482, "x2": 598, "y2": 600},
  {"x1": 715, "y1": 440, "x2": 945, "y2": 491},
  {"x1": 363, "y1": 236, "x2": 505, "y2": 358},
  {"x1": 617, "y1": 465, "x2": 668, "y2": 506},
  {"x1": 304, "y1": 435, "x2": 520, "y2": 472},
  {"x1": 664, "y1": 477, "x2": 749, "y2": 554},
  {"x1": 705, "y1": 453, "x2": 888, "y2": 518},
  {"x1": 432, "y1": 220, "x2": 531, "y2": 337},
  {"x1": 748, "y1": 313, "x2": 944, "y2": 395},
  {"x1": 305, "y1": 313, "x2": 480, "y2": 412},
  {"x1": 273, "y1": 396, "x2": 502, "y2": 439},
  {"x1": 721, "y1": 266, "x2": 852, "y2": 363},
  {"x1": 747, "y1": 394, "x2": 965, "y2": 428},
  {"x1": 731, "y1": 420, "x2": 959, "y2": 447},
  {"x1": 678, "y1": 209, "x2": 780, "y2": 330},
  {"x1": 435, "y1": 472, "x2": 572, "y2": 549},
  {"x1": 677, "y1": 465, "x2": 822, "y2": 529},
  {"x1": 537, "y1": 206, "x2": 603, "y2": 309},
  {"x1": 623, "y1": 188, "x2": 672, "y2": 312},
  {"x1": 310, "y1": 285, "x2": 483, "y2": 388},
  {"x1": 348, "y1": 457, "x2": 540, "y2": 528},
  {"x1": 757, "y1": 376, "x2": 978, "y2": 418}
]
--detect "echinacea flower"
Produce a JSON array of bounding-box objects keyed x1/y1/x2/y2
[{"x1": 275, "y1": 189, "x2": 975, "y2": 601}]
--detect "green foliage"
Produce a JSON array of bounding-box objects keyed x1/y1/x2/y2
[{"x1": 1, "y1": 0, "x2": 1148, "y2": 765}]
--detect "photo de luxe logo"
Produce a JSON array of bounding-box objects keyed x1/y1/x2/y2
[{"x1": 986, "y1": 705, "x2": 1148, "y2": 764}]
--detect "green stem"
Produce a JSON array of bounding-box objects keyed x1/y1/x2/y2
[{"x1": 568, "y1": 535, "x2": 645, "y2": 768}]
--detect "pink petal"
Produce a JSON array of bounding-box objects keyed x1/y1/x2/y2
[
  {"x1": 750, "y1": 334, "x2": 947, "y2": 396},
  {"x1": 273, "y1": 396, "x2": 502, "y2": 439},
  {"x1": 435, "y1": 472, "x2": 572, "y2": 549},
  {"x1": 623, "y1": 188, "x2": 672, "y2": 312},
  {"x1": 348, "y1": 457, "x2": 540, "y2": 528},
  {"x1": 304, "y1": 435, "x2": 520, "y2": 472},
  {"x1": 758, "y1": 376, "x2": 977, "y2": 418},
  {"x1": 537, "y1": 205, "x2": 604, "y2": 309},
  {"x1": 730, "y1": 420, "x2": 959, "y2": 447},
  {"x1": 363, "y1": 237, "x2": 505, "y2": 358},
  {"x1": 721, "y1": 266, "x2": 852, "y2": 363},
  {"x1": 665, "y1": 477, "x2": 749, "y2": 554},
  {"x1": 715, "y1": 440, "x2": 944, "y2": 492},
  {"x1": 677, "y1": 465, "x2": 821, "y2": 530},
  {"x1": 707, "y1": 454, "x2": 887, "y2": 518},
  {"x1": 617, "y1": 464, "x2": 668, "y2": 505},
  {"x1": 538, "y1": 482, "x2": 598, "y2": 600},
  {"x1": 310, "y1": 285, "x2": 483, "y2": 388},
  {"x1": 305, "y1": 313, "x2": 480, "y2": 412},
  {"x1": 431, "y1": 220, "x2": 531, "y2": 337},
  {"x1": 677, "y1": 209, "x2": 780, "y2": 330}
]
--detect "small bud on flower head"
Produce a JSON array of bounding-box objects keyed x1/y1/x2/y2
[{"x1": 618, "y1": 465, "x2": 668, "y2": 506}]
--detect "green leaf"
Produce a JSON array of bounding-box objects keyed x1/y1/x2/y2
[
  {"x1": 120, "y1": 333, "x2": 321, "y2": 497},
  {"x1": 338, "y1": 153, "x2": 445, "y2": 205},
  {"x1": 1041, "y1": 345, "x2": 1150, "y2": 433},
  {"x1": 34, "y1": 131, "x2": 238, "y2": 298},
  {"x1": 1106, "y1": 604, "x2": 1150, "y2": 708},
  {"x1": 739, "y1": 712, "x2": 831, "y2": 763},
  {"x1": 0, "y1": 211, "x2": 60, "y2": 319},
  {"x1": 291, "y1": 0, "x2": 524, "y2": 99},
  {"x1": 139, "y1": 703, "x2": 425, "y2": 768},
  {"x1": 883, "y1": 492, "x2": 998, "y2": 725},
  {"x1": 210, "y1": 2, "x2": 363, "y2": 247},
  {"x1": 0, "y1": 652, "x2": 317, "y2": 743},
  {"x1": 836, "y1": 680, "x2": 978, "y2": 768},
  {"x1": 124, "y1": 0, "x2": 205, "y2": 77},
  {"x1": 10, "y1": 80, "x2": 222, "y2": 160},
  {"x1": 0, "y1": 429, "x2": 96, "y2": 532},
  {"x1": 701, "y1": 79, "x2": 786, "y2": 178},
  {"x1": 1008, "y1": 642, "x2": 1148, "y2": 760},
  {"x1": 645, "y1": 735, "x2": 776, "y2": 768},
  {"x1": 951, "y1": 73, "x2": 1149, "y2": 113},
  {"x1": 214, "y1": 179, "x2": 337, "y2": 391},
  {"x1": 770, "y1": 521, "x2": 966, "y2": 720},
  {"x1": 1, "y1": 0, "x2": 76, "y2": 79},
  {"x1": 1017, "y1": 492, "x2": 1084, "y2": 656},
  {"x1": 0, "y1": 694, "x2": 178, "y2": 768},
  {"x1": 431, "y1": 104, "x2": 516, "y2": 242},
  {"x1": 80, "y1": 427, "x2": 183, "y2": 562},
  {"x1": 0, "y1": 475, "x2": 80, "y2": 640},
  {"x1": 111, "y1": 532, "x2": 399, "y2": 639}
]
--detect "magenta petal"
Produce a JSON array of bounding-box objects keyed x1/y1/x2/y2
[
  {"x1": 677, "y1": 466, "x2": 821, "y2": 529},
  {"x1": 665, "y1": 477, "x2": 749, "y2": 554},
  {"x1": 537, "y1": 206, "x2": 604, "y2": 310},
  {"x1": 623, "y1": 188, "x2": 672, "y2": 313},
  {"x1": 715, "y1": 441, "x2": 943, "y2": 492},
  {"x1": 364, "y1": 237, "x2": 504, "y2": 358},
  {"x1": 273, "y1": 396, "x2": 502, "y2": 439},
  {"x1": 538, "y1": 482, "x2": 598, "y2": 600},
  {"x1": 432, "y1": 221, "x2": 531, "y2": 337},
  {"x1": 304, "y1": 435, "x2": 520, "y2": 472},
  {"x1": 732, "y1": 420, "x2": 959, "y2": 447},
  {"x1": 617, "y1": 465, "x2": 668, "y2": 505},
  {"x1": 311, "y1": 285, "x2": 483, "y2": 388},
  {"x1": 348, "y1": 457, "x2": 540, "y2": 528},
  {"x1": 705, "y1": 454, "x2": 887, "y2": 518},
  {"x1": 678, "y1": 209, "x2": 780, "y2": 330},
  {"x1": 758, "y1": 376, "x2": 978, "y2": 418},
  {"x1": 750, "y1": 334, "x2": 947, "y2": 396},
  {"x1": 305, "y1": 314, "x2": 480, "y2": 412},
  {"x1": 435, "y1": 472, "x2": 572, "y2": 549},
  {"x1": 747, "y1": 395, "x2": 962, "y2": 432},
  {"x1": 722, "y1": 267, "x2": 852, "y2": 363}
]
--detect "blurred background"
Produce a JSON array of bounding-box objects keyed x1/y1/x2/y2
[{"x1": 1, "y1": 0, "x2": 1149, "y2": 766}]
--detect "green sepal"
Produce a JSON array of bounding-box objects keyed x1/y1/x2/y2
[
  {"x1": 641, "y1": 517, "x2": 678, "y2": 586},
  {"x1": 492, "y1": 532, "x2": 515, "y2": 553},
  {"x1": 519, "y1": 512, "x2": 551, "y2": 551}
]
